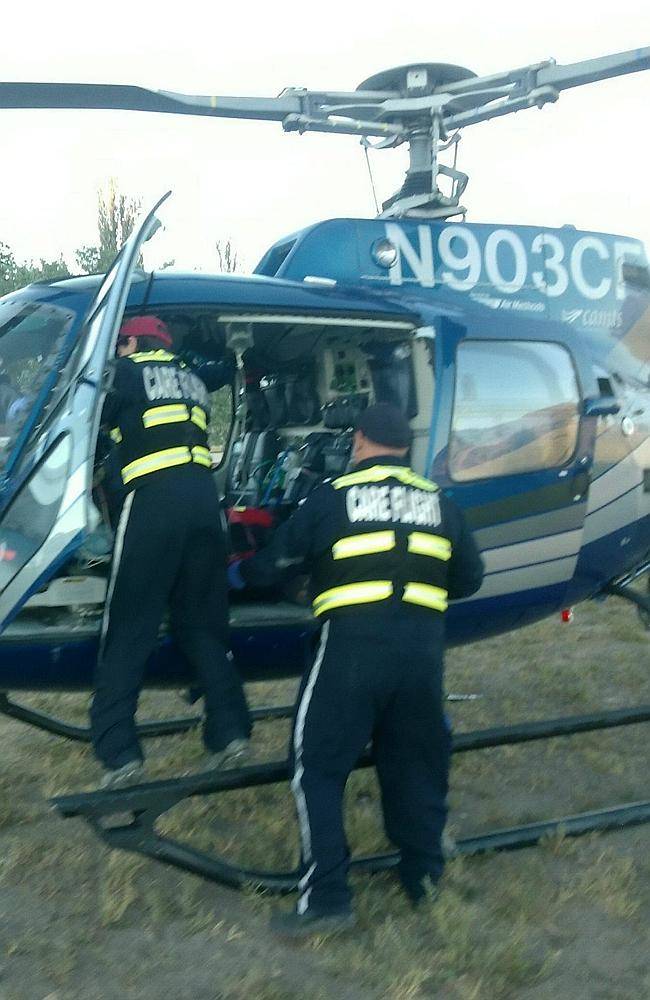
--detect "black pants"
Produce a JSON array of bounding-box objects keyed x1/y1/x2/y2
[
  {"x1": 291, "y1": 610, "x2": 451, "y2": 915},
  {"x1": 91, "y1": 466, "x2": 251, "y2": 769}
]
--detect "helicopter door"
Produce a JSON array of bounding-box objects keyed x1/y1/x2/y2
[
  {"x1": 0, "y1": 193, "x2": 170, "y2": 632},
  {"x1": 430, "y1": 324, "x2": 589, "y2": 621}
]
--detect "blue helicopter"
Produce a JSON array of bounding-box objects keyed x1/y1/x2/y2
[
  {"x1": 0, "y1": 52, "x2": 648, "y2": 877},
  {"x1": 0, "y1": 47, "x2": 648, "y2": 693}
]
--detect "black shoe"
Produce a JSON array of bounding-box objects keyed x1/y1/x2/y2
[
  {"x1": 400, "y1": 873, "x2": 440, "y2": 908},
  {"x1": 270, "y1": 907, "x2": 356, "y2": 939}
]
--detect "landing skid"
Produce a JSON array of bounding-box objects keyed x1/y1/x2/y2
[
  {"x1": 0, "y1": 692, "x2": 478, "y2": 742},
  {"x1": 0, "y1": 693, "x2": 292, "y2": 742},
  {"x1": 52, "y1": 704, "x2": 650, "y2": 892},
  {"x1": 604, "y1": 561, "x2": 650, "y2": 630}
]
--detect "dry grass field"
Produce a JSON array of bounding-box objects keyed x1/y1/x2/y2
[{"x1": 0, "y1": 592, "x2": 648, "y2": 1000}]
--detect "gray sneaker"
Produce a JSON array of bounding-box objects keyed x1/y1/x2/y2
[
  {"x1": 202, "y1": 738, "x2": 250, "y2": 771},
  {"x1": 97, "y1": 760, "x2": 145, "y2": 829},
  {"x1": 99, "y1": 760, "x2": 145, "y2": 790}
]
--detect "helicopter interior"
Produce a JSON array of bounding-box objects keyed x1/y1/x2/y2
[
  {"x1": 0, "y1": 297, "x2": 76, "y2": 467},
  {"x1": 11, "y1": 306, "x2": 432, "y2": 633}
]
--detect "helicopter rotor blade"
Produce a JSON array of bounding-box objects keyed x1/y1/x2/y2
[
  {"x1": 1, "y1": 47, "x2": 647, "y2": 134},
  {"x1": 535, "y1": 47, "x2": 650, "y2": 91},
  {"x1": 0, "y1": 81, "x2": 302, "y2": 121}
]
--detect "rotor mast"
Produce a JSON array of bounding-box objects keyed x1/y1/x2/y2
[{"x1": 1, "y1": 47, "x2": 648, "y2": 218}]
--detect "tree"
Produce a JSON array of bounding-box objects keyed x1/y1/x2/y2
[
  {"x1": 75, "y1": 179, "x2": 142, "y2": 274},
  {"x1": 0, "y1": 241, "x2": 17, "y2": 295},
  {"x1": 0, "y1": 179, "x2": 143, "y2": 295},
  {"x1": 215, "y1": 238, "x2": 239, "y2": 274},
  {"x1": 0, "y1": 241, "x2": 69, "y2": 296}
]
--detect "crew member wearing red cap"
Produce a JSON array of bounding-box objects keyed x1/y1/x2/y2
[
  {"x1": 229, "y1": 403, "x2": 484, "y2": 937},
  {"x1": 91, "y1": 315, "x2": 250, "y2": 788}
]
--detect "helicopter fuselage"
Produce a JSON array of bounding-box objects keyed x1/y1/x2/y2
[{"x1": 0, "y1": 216, "x2": 647, "y2": 692}]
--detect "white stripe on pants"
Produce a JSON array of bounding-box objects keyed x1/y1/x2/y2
[
  {"x1": 99, "y1": 490, "x2": 135, "y2": 655},
  {"x1": 291, "y1": 620, "x2": 330, "y2": 914}
]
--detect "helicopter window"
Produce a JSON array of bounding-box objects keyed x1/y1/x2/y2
[
  {"x1": 449, "y1": 341, "x2": 580, "y2": 481},
  {"x1": 0, "y1": 296, "x2": 75, "y2": 471},
  {"x1": 0, "y1": 434, "x2": 72, "y2": 594},
  {"x1": 365, "y1": 341, "x2": 417, "y2": 418}
]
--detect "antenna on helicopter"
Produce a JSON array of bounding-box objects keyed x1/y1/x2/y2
[
  {"x1": 1, "y1": 47, "x2": 648, "y2": 219},
  {"x1": 361, "y1": 140, "x2": 381, "y2": 216}
]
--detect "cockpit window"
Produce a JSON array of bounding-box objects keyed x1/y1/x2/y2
[
  {"x1": 449, "y1": 340, "x2": 580, "y2": 481},
  {"x1": 0, "y1": 296, "x2": 75, "y2": 471}
]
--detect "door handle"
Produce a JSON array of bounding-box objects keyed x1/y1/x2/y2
[{"x1": 583, "y1": 394, "x2": 620, "y2": 417}]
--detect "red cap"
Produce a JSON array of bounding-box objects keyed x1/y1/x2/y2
[{"x1": 119, "y1": 315, "x2": 173, "y2": 349}]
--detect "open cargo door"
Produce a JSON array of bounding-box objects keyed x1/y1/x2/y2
[{"x1": 0, "y1": 193, "x2": 170, "y2": 632}]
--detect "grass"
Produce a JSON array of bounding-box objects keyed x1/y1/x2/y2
[
  {"x1": 0, "y1": 592, "x2": 648, "y2": 999},
  {"x1": 570, "y1": 849, "x2": 641, "y2": 919}
]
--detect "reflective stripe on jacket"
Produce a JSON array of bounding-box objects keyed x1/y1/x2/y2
[
  {"x1": 102, "y1": 351, "x2": 213, "y2": 486},
  {"x1": 240, "y1": 456, "x2": 484, "y2": 619}
]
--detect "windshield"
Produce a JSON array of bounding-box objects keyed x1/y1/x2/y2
[{"x1": 0, "y1": 294, "x2": 75, "y2": 471}]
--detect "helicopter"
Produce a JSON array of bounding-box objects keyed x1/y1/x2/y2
[{"x1": 0, "y1": 48, "x2": 648, "y2": 886}]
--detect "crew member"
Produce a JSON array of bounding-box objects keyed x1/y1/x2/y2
[
  {"x1": 91, "y1": 314, "x2": 251, "y2": 788},
  {"x1": 230, "y1": 403, "x2": 484, "y2": 936}
]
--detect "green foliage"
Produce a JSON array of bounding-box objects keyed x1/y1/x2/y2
[
  {"x1": 209, "y1": 385, "x2": 234, "y2": 452},
  {"x1": 1, "y1": 181, "x2": 234, "y2": 306},
  {"x1": 0, "y1": 241, "x2": 69, "y2": 295},
  {"x1": 0, "y1": 241, "x2": 15, "y2": 293},
  {"x1": 209, "y1": 240, "x2": 239, "y2": 452}
]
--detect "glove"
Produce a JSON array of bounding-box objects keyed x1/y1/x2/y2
[{"x1": 227, "y1": 560, "x2": 246, "y2": 591}]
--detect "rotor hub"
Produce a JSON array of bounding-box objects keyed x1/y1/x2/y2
[{"x1": 356, "y1": 63, "x2": 477, "y2": 96}]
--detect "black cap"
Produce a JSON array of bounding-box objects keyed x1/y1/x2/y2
[{"x1": 355, "y1": 403, "x2": 412, "y2": 449}]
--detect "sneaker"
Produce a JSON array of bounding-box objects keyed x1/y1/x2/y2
[
  {"x1": 99, "y1": 760, "x2": 145, "y2": 791},
  {"x1": 97, "y1": 760, "x2": 145, "y2": 829},
  {"x1": 270, "y1": 907, "x2": 356, "y2": 939},
  {"x1": 201, "y1": 738, "x2": 250, "y2": 771}
]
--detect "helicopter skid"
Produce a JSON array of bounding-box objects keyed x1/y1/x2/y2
[
  {"x1": 603, "y1": 562, "x2": 650, "y2": 630},
  {"x1": 52, "y1": 705, "x2": 650, "y2": 892},
  {"x1": 0, "y1": 693, "x2": 293, "y2": 743}
]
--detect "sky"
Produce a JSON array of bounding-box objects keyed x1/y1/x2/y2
[{"x1": 1, "y1": 0, "x2": 648, "y2": 273}]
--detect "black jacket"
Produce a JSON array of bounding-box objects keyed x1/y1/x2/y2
[
  {"x1": 102, "y1": 350, "x2": 232, "y2": 489},
  {"x1": 240, "y1": 455, "x2": 484, "y2": 622}
]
